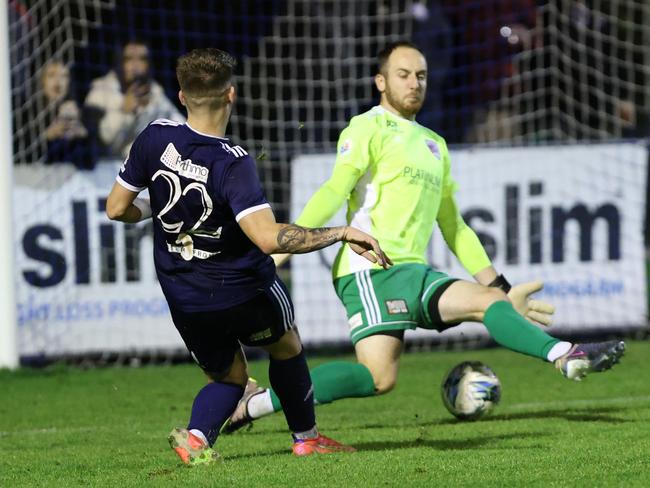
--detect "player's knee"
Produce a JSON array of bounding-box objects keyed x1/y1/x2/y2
[
  {"x1": 264, "y1": 328, "x2": 303, "y2": 360},
  {"x1": 365, "y1": 367, "x2": 397, "y2": 395},
  {"x1": 373, "y1": 375, "x2": 397, "y2": 395},
  {"x1": 207, "y1": 366, "x2": 248, "y2": 387},
  {"x1": 205, "y1": 354, "x2": 248, "y2": 386}
]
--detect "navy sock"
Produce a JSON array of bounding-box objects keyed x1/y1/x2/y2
[
  {"x1": 269, "y1": 349, "x2": 316, "y2": 433},
  {"x1": 187, "y1": 382, "x2": 244, "y2": 446}
]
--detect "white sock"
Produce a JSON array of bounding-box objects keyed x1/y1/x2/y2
[
  {"x1": 293, "y1": 425, "x2": 319, "y2": 440},
  {"x1": 547, "y1": 341, "x2": 573, "y2": 362},
  {"x1": 246, "y1": 389, "x2": 275, "y2": 419},
  {"x1": 189, "y1": 429, "x2": 208, "y2": 446}
]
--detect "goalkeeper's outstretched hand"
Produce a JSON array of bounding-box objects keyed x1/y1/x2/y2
[{"x1": 507, "y1": 281, "x2": 555, "y2": 326}]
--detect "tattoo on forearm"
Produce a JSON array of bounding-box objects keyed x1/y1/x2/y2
[
  {"x1": 277, "y1": 225, "x2": 307, "y2": 251},
  {"x1": 277, "y1": 225, "x2": 342, "y2": 253}
]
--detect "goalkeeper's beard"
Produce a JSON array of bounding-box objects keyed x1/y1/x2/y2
[{"x1": 384, "y1": 87, "x2": 423, "y2": 119}]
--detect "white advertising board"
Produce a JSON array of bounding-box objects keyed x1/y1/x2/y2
[
  {"x1": 14, "y1": 163, "x2": 180, "y2": 357},
  {"x1": 12, "y1": 143, "x2": 648, "y2": 357}
]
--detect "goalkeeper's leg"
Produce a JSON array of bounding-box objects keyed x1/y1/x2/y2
[
  {"x1": 433, "y1": 280, "x2": 624, "y2": 380},
  {"x1": 222, "y1": 333, "x2": 403, "y2": 434},
  {"x1": 222, "y1": 358, "x2": 378, "y2": 433},
  {"x1": 433, "y1": 280, "x2": 566, "y2": 359}
]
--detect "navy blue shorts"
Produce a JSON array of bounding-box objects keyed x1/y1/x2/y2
[{"x1": 169, "y1": 277, "x2": 294, "y2": 378}]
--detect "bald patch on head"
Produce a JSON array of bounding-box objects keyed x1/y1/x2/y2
[{"x1": 382, "y1": 47, "x2": 427, "y2": 77}]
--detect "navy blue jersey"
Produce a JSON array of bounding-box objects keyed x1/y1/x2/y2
[{"x1": 116, "y1": 119, "x2": 275, "y2": 311}]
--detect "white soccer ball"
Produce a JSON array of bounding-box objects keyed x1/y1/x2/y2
[{"x1": 441, "y1": 361, "x2": 501, "y2": 420}]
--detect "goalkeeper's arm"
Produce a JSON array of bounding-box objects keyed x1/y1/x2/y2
[
  {"x1": 274, "y1": 163, "x2": 361, "y2": 267},
  {"x1": 436, "y1": 193, "x2": 555, "y2": 325},
  {"x1": 436, "y1": 192, "x2": 492, "y2": 280}
]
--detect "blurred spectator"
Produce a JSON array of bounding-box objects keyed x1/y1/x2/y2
[
  {"x1": 410, "y1": 1, "x2": 453, "y2": 134},
  {"x1": 15, "y1": 60, "x2": 94, "y2": 167},
  {"x1": 44, "y1": 100, "x2": 94, "y2": 168},
  {"x1": 42, "y1": 61, "x2": 95, "y2": 168},
  {"x1": 440, "y1": 0, "x2": 538, "y2": 143},
  {"x1": 85, "y1": 41, "x2": 184, "y2": 159}
]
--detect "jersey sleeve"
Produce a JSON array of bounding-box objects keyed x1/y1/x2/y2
[
  {"x1": 222, "y1": 155, "x2": 271, "y2": 222},
  {"x1": 295, "y1": 163, "x2": 360, "y2": 228},
  {"x1": 440, "y1": 140, "x2": 458, "y2": 198},
  {"x1": 333, "y1": 120, "x2": 375, "y2": 174},
  {"x1": 116, "y1": 129, "x2": 149, "y2": 192},
  {"x1": 436, "y1": 144, "x2": 490, "y2": 275},
  {"x1": 295, "y1": 119, "x2": 373, "y2": 227}
]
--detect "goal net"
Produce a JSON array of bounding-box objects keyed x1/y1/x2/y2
[{"x1": 7, "y1": 0, "x2": 649, "y2": 362}]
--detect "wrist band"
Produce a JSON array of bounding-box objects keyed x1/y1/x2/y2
[
  {"x1": 132, "y1": 198, "x2": 152, "y2": 220},
  {"x1": 488, "y1": 274, "x2": 512, "y2": 293}
]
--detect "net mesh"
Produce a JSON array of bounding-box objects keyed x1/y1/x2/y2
[
  {"x1": 11, "y1": 1, "x2": 650, "y2": 200},
  {"x1": 8, "y1": 0, "x2": 650, "y2": 360}
]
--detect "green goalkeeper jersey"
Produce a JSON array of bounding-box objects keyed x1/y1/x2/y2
[{"x1": 296, "y1": 105, "x2": 490, "y2": 280}]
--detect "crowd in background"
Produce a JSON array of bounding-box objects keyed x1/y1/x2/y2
[
  {"x1": 13, "y1": 40, "x2": 184, "y2": 168},
  {"x1": 10, "y1": 0, "x2": 649, "y2": 168}
]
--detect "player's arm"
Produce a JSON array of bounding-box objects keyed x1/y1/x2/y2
[
  {"x1": 274, "y1": 125, "x2": 372, "y2": 267},
  {"x1": 105, "y1": 182, "x2": 151, "y2": 223},
  {"x1": 238, "y1": 207, "x2": 391, "y2": 268},
  {"x1": 106, "y1": 130, "x2": 150, "y2": 223},
  {"x1": 273, "y1": 163, "x2": 362, "y2": 267},
  {"x1": 436, "y1": 192, "x2": 555, "y2": 325}
]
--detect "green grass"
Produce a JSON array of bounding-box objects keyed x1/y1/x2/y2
[{"x1": 2, "y1": 341, "x2": 650, "y2": 487}]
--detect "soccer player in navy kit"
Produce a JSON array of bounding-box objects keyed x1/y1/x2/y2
[{"x1": 106, "y1": 48, "x2": 391, "y2": 464}]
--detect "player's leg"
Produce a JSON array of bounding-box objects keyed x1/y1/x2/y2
[
  {"x1": 167, "y1": 307, "x2": 247, "y2": 465},
  {"x1": 354, "y1": 331, "x2": 403, "y2": 395},
  {"x1": 260, "y1": 328, "x2": 316, "y2": 438},
  {"x1": 224, "y1": 356, "x2": 377, "y2": 434},
  {"x1": 238, "y1": 277, "x2": 355, "y2": 455},
  {"x1": 435, "y1": 280, "x2": 563, "y2": 359},
  {"x1": 222, "y1": 268, "x2": 417, "y2": 433},
  {"x1": 332, "y1": 267, "x2": 421, "y2": 395},
  {"x1": 257, "y1": 328, "x2": 354, "y2": 455},
  {"x1": 428, "y1": 278, "x2": 625, "y2": 380}
]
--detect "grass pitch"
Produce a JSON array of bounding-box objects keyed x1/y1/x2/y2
[{"x1": 2, "y1": 341, "x2": 650, "y2": 487}]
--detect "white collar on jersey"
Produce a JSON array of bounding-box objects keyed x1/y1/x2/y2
[
  {"x1": 373, "y1": 105, "x2": 419, "y2": 125},
  {"x1": 184, "y1": 122, "x2": 229, "y2": 140}
]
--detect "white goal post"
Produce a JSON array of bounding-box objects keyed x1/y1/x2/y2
[{"x1": 0, "y1": 4, "x2": 18, "y2": 369}]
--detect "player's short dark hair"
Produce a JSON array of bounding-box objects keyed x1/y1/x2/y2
[
  {"x1": 176, "y1": 48, "x2": 237, "y2": 107},
  {"x1": 376, "y1": 41, "x2": 424, "y2": 75}
]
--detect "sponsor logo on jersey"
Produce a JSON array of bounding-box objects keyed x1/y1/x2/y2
[
  {"x1": 160, "y1": 143, "x2": 209, "y2": 183},
  {"x1": 403, "y1": 166, "x2": 441, "y2": 189},
  {"x1": 425, "y1": 139, "x2": 440, "y2": 159},
  {"x1": 339, "y1": 139, "x2": 352, "y2": 155},
  {"x1": 385, "y1": 119, "x2": 402, "y2": 132},
  {"x1": 385, "y1": 299, "x2": 408, "y2": 314}
]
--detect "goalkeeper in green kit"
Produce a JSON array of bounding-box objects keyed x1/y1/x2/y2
[{"x1": 223, "y1": 41, "x2": 625, "y2": 432}]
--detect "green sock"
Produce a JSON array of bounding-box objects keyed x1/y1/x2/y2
[
  {"x1": 270, "y1": 361, "x2": 375, "y2": 411},
  {"x1": 483, "y1": 301, "x2": 559, "y2": 360}
]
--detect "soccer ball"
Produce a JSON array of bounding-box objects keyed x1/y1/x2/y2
[{"x1": 441, "y1": 361, "x2": 501, "y2": 420}]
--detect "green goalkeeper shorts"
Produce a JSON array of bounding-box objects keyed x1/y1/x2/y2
[{"x1": 333, "y1": 263, "x2": 458, "y2": 345}]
